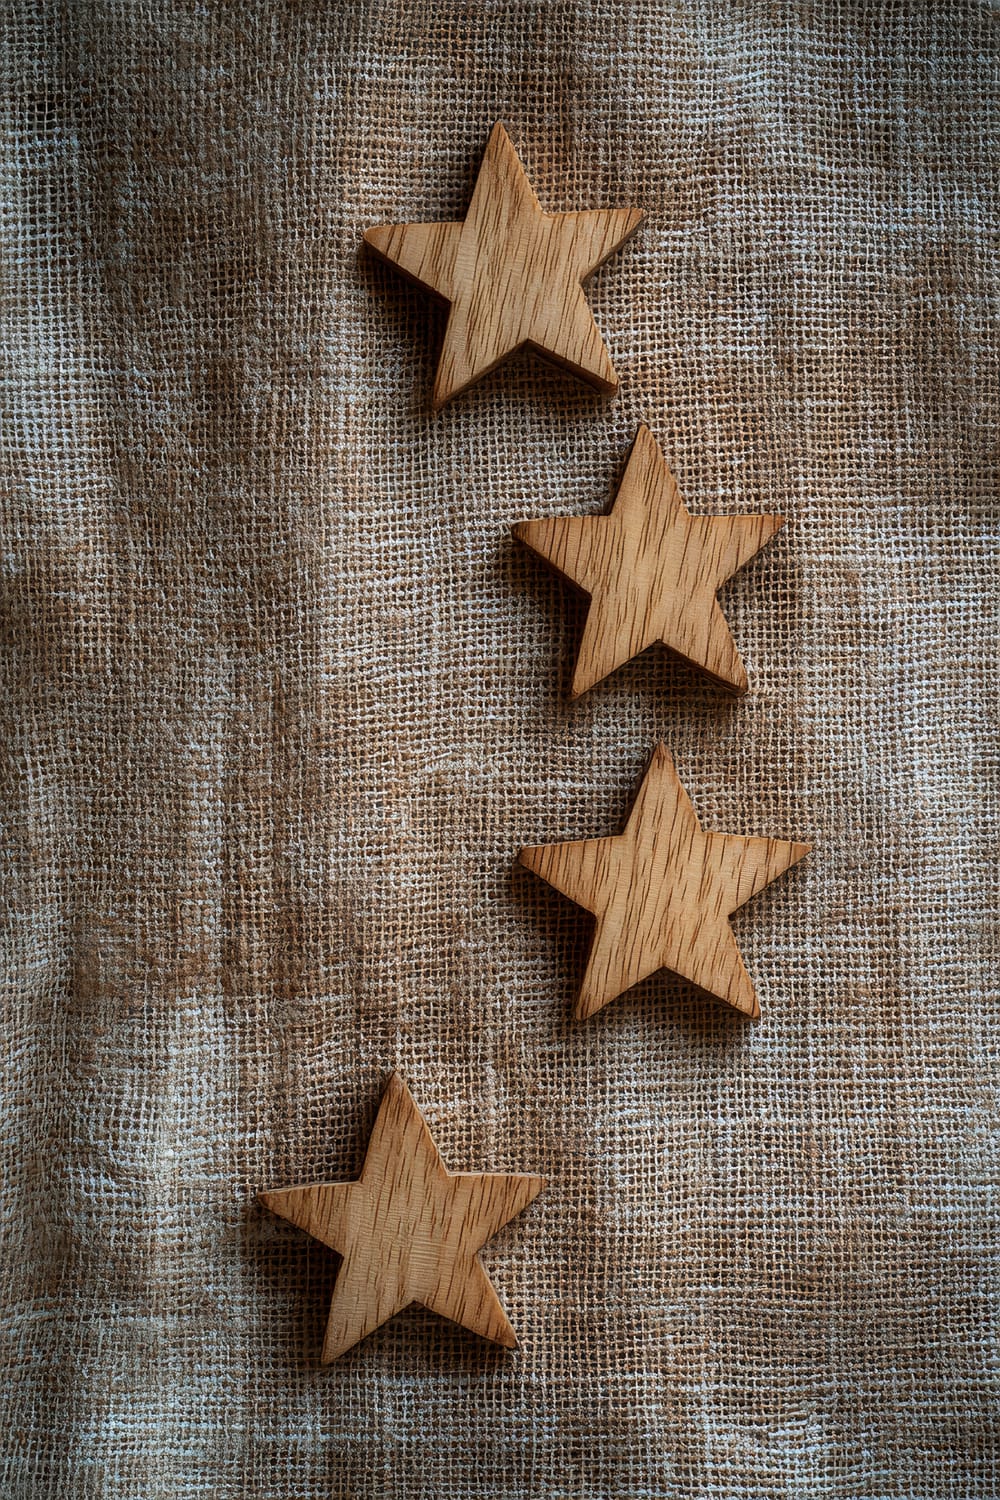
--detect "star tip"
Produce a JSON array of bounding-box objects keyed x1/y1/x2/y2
[
  {"x1": 571, "y1": 659, "x2": 609, "y2": 696},
  {"x1": 362, "y1": 224, "x2": 389, "y2": 253},
  {"x1": 572, "y1": 992, "x2": 600, "y2": 1022},
  {"x1": 519, "y1": 1173, "x2": 546, "y2": 1203},
  {"x1": 258, "y1": 1188, "x2": 293, "y2": 1219},
  {"x1": 429, "y1": 378, "x2": 457, "y2": 413},
  {"x1": 748, "y1": 998, "x2": 762, "y2": 1021}
]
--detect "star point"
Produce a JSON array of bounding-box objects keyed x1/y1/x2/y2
[
  {"x1": 365, "y1": 122, "x2": 644, "y2": 407},
  {"x1": 519, "y1": 744, "x2": 810, "y2": 1020},
  {"x1": 260, "y1": 1072, "x2": 543, "y2": 1361},
  {"x1": 514, "y1": 423, "x2": 784, "y2": 695}
]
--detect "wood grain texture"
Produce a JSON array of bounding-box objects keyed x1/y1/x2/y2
[
  {"x1": 519, "y1": 743, "x2": 810, "y2": 1020},
  {"x1": 259, "y1": 1073, "x2": 544, "y2": 1362},
  {"x1": 514, "y1": 423, "x2": 784, "y2": 695},
  {"x1": 364, "y1": 122, "x2": 644, "y2": 409}
]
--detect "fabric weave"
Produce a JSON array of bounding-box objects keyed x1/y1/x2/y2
[{"x1": 1, "y1": 2, "x2": 997, "y2": 1496}]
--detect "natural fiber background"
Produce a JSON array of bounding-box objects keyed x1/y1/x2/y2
[{"x1": 2, "y1": 2, "x2": 998, "y2": 1496}]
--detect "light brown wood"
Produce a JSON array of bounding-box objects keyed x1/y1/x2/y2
[
  {"x1": 259, "y1": 1073, "x2": 544, "y2": 1362},
  {"x1": 514, "y1": 423, "x2": 784, "y2": 696},
  {"x1": 364, "y1": 122, "x2": 644, "y2": 409},
  {"x1": 519, "y1": 743, "x2": 810, "y2": 1021}
]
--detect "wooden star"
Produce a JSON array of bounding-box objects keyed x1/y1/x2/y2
[
  {"x1": 259, "y1": 1073, "x2": 544, "y2": 1362},
  {"x1": 364, "y1": 122, "x2": 644, "y2": 409},
  {"x1": 519, "y1": 744, "x2": 810, "y2": 1020},
  {"x1": 514, "y1": 424, "x2": 784, "y2": 696}
]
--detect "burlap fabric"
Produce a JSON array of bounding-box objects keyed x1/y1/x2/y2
[{"x1": 2, "y1": 3, "x2": 997, "y2": 1496}]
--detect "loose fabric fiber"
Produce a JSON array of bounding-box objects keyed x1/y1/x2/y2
[{"x1": 1, "y1": 3, "x2": 998, "y2": 1497}]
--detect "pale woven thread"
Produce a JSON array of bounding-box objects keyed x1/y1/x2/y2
[{"x1": 1, "y1": 2, "x2": 998, "y2": 1497}]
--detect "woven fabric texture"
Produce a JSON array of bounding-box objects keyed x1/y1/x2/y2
[{"x1": 2, "y1": 3, "x2": 998, "y2": 1496}]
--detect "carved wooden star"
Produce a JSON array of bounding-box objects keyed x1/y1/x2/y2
[
  {"x1": 364, "y1": 122, "x2": 644, "y2": 409},
  {"x1": 514, "y1": 424, "x2": 784, "y2": 696},
  {"x1": 260, "y1": 1073, "x2": 544, "y2": 1361},
  {"x1": 519, "y1": 744, "x2": 810, "y2": 1020}
]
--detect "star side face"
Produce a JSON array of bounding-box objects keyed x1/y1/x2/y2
[
  {"x1": 519, "y1": 744, "x2": 810, "y2": 1020},
  {"x1": 259, "y1": 1073, "x2": 544, "y2": 1362},
  {"x1": 364, "y1": 123, "x2": 644, "y2": 408},
  {"x1": 514, "y1": 424, "x2": 784, "y2": 695}
]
